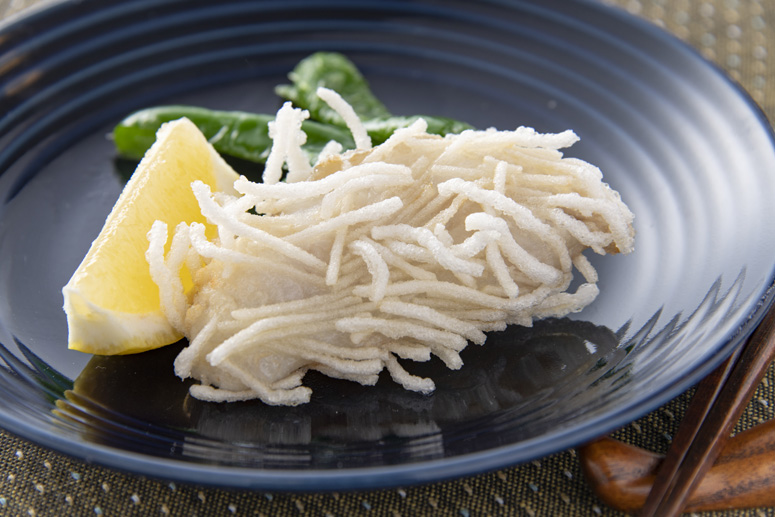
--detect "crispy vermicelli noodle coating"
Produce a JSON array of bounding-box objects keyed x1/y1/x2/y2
[{"x1": 146, "y1": 93, "x2": 634, "y2": 406}]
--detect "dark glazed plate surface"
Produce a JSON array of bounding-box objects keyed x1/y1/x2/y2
[{"x1": 0, "y1": 0, "x2": 774, "y2": 490}]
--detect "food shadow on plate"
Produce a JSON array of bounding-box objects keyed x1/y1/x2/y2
[{"x1": 44, "y1": 317, "x2": 631, "y2": 468}]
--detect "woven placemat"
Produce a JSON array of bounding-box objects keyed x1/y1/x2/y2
[{"x1": 1, "y1": 0, "x2": 774, "y2": 515}]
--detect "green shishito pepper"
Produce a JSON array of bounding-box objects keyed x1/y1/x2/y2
[
  {"x1": 113, "y1": 52, "x2": 473, "y2": 164},
  {"x1": 113, "y1": 106, "x2": 355, "y2": 163}
]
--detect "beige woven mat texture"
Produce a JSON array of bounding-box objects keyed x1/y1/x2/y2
[{"x1": 0, "y1": 0, "x2": 773, "y2": 515}]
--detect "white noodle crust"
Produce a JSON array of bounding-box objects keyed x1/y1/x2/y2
[{"x1": 148, "y1": 94, "x2": 634, "y2": 405}]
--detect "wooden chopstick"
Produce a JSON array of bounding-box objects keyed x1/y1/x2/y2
[
  {"x1": 639, "y1": 303, "x2": 775, "y2": 517},
  {"x1": 636, "y1": 346, "x2": 743, "y2": 514}
]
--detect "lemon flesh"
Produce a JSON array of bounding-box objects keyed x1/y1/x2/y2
[{"x1": 63, "y1": 118, "x2": 239, "y2": 355}]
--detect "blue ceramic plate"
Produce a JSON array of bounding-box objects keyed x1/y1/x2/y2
[{"x1": 0, "y1": 0, "x2": 774, "y2": 491}]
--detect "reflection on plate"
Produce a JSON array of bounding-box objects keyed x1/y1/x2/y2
[
  {"x1": 0, "y1": 0, "x2": 774, "y2": 490},
  {"x1": 52, "y1": 318, "x2": 621, "y2": 469}
]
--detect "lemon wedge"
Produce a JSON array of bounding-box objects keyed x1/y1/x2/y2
[{"x1": 63, "y1": 118, "x2": 239, "y2": 355}]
